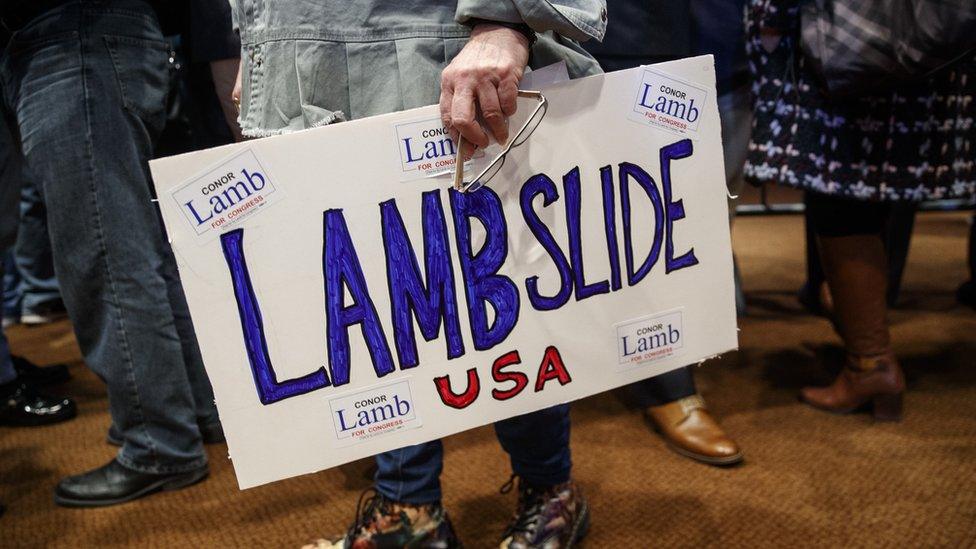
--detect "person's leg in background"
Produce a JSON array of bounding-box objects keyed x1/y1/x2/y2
[
  {"x1": 800, "y1": 193, "x2": 905, "y2": 421},
  {"x1": 1, "y1": 1, "x2": 214, "y2": 507},
  {"x1": 13, "y1": 178, "x2": 64, "y2": 326},
  {"x1": 0, "y1": 318, "x2": 17, "y2": 386},
  {"x1": 798, "y1": 193, "x2": 832, "y2": 316},
  {"x1": 800, "y1": 195, "x2": 917, "y2": 315},
  {"x1": 0, "y1": 116, "x2": 17, "y2": 389},
  {"x1": 0, "y1": 272, "x2": 75, "y2": 428},
  {"x1": 0, "y1": 112, "x2": 75, "y2": 428},
  {"x1": 721, "y1": 85, "x2": 752, "y2": 316},
  {"x1": 2, "y1": 250, "x2": 21, "y2": 326},
  {"x1": 884, "y1": 203, "x2": 917, "y2": 307}
]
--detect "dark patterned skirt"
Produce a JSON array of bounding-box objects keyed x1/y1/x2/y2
[{"x1": 744, "y1": 2, "x2": 976, "y2": 202}]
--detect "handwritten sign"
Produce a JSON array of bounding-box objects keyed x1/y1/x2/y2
[{"x1": 149, "y1": 56, "x2": 737, "y2": 489}]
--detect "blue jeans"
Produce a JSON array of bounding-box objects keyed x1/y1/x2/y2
[
  {"x1": 2, "y1": 177, "x2": 61, "y2": 319},
  {"x1": 11, "y1": 179, "x2": 62, "y2": 317},
  {"x1": 0, "y1": 120, "x2": 18, "y2": 385},
  {"x1": 0, "y1": 326, "x2": 14, "y2": 385},
  {"x1": 0, "y1": 0, "x2": 216, "y2": 474},
  {"x1": 0, "y1": 265, "x2": 13, "y2": 385},
  {"x1": 631, "y1": 367, "x2": 697, "y2": 409},
  {"x1": 2, "y1": 250, "x2": 19, "y2": 319},
  {"x1": 375, "y1": 405, "x2": 572, "y2": 504}
]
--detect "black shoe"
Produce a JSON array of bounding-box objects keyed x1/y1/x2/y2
[
  {"x1": 11, "y1": 355, "x2": 70, "y2": 386},
  {"x1": 54, "y1": 458, "x2": 208, "y2": 508},
  {"x1": 0, "y1": 380, "x2": 76, "y2": 427},
  {"x1": 106, "y1": 420, "x2": 225, "y2": 446}
]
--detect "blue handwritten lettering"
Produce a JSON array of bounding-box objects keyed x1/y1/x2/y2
[
  {"x1": 449, "y1": 188, "x2": 520, "y2": 351},
  {"x1": 381, "y1": 191, "x2": 465, "y2": 369},
  {"x1": 323, "y1": 209, "x2": 395, "y2": 386}
]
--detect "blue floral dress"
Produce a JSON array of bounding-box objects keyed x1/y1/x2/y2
[{"x1": 744, "y1": 0, "x2": 976, "y2": 202}]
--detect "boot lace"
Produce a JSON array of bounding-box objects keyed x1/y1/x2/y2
[
  {"x1": 499, "y1": 474, "x2": 547, "y2": 541},
  {"x1": 345, "y1": 489, "x2": 389, "y2": 543}
]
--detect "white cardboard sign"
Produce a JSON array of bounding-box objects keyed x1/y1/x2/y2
[{"x1": 149, "y1": 56, "x2": 737, "y2": 489}]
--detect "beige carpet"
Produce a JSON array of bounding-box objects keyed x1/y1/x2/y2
[{"x1": 2, "y1": 211, "x2": 975, "y2": 548}]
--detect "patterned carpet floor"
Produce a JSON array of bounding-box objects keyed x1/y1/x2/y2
[{"x1": 2, "y1": 211, "x2": 975, "y2": 548}]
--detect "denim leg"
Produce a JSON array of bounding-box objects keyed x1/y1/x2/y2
[
  {"x1": 0, "y1": 257, "x2": 14, "y2": 385},
  {"x1": 0, "y1": 4, "x2": 204, "y2": 473},
  {"x1": 157, "y1": 240, "x2": 218, "y2": 426},
  {"x1": 0, "y1": 324, "x2": 14, "y2": 385},
  {"x1": 166, "y1": 282, "x2": 218, "y2": 428},
  {"x1": 494, "y1": 404, "x2": 572, "y2": 487},
  {"x1": 0, "y1": 110, "x2": 20, "y2": 382},
  {"x1": 14, "y1": 179, "x2": 61, "y2": 315},
  {"x1": 374, "y1": 441, "x2": 444, "y2": 504},
  {"x1": 631, "y1": 366, "x2": 697, "y2": 408},
  {"x1": 1, "y1": 251, "x2": 20, "y2": 318},
  {"x1": 1, "y1": 117, "x2": 21, "y2": 319}
]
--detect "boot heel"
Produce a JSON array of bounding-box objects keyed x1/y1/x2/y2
[{"x1": 872, "y1": 392, "x2": 903, "y2": 422}]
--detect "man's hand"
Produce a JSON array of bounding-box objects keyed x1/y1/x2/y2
[{"x1": 440, "y1": 24, "x2": 530, "y2": 150}]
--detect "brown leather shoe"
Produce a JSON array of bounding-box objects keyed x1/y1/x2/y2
[
  {"x1": 644, "y1": 395, "x2": 743, "y2": 466},
  {"x1": 800, "y1": 353, "x2": 905, "y2": 421}
]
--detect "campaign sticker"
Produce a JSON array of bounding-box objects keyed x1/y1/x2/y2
[
  {"x1": 393, "y1": 117, "x2": 486, "y2": 182},
  {"x1": 628, "y1": 68, "x2": 708, "y2": 136},
  {"x1": 170, "y1": 148, "x2": 282, "y2": 240},
  {"x1": 615, "y1": 309, "x2": 685, "y2": 368},
  {"x1": 328, "y1": 378, "x2": 422, "y2": 446}
]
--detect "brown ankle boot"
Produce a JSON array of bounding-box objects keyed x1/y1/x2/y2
[
  {"x1": 800, "y1": 353, "x2": 905, "y2": 420},
  {"x1": 802, "y1": 234, "x2": 905, "y2": 421}
]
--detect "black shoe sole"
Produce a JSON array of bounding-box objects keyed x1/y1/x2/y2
[{"x1": 53, "y1": 467, "x2": 209, "y2": 508}]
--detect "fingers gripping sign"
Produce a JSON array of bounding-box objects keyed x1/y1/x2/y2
[{"x1": 440, "y1": 23, "x2": 529, "y2": 151}]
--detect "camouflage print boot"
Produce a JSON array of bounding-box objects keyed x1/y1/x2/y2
[
  {"x1": 303, "y1": 490, "x2": 462, "y2": 549},
  {"x1": 498, "y1": 477, "x2": 589, "y2": 549}
]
